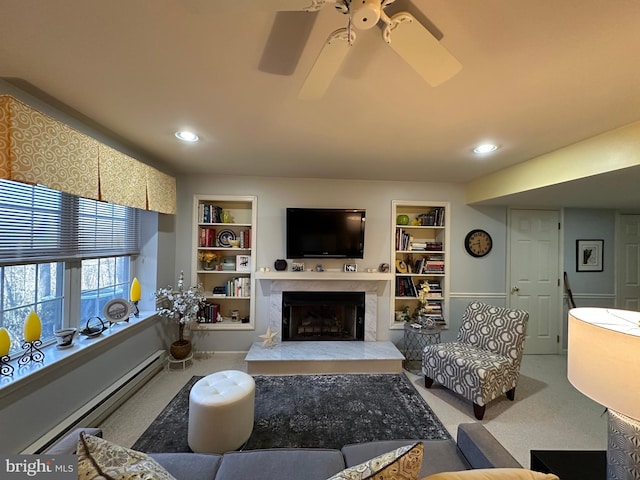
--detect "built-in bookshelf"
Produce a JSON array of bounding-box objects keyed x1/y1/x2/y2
[
  {"x1": 391, "y1": 200, "x2": 450, "y2": 329},
  {"x1": 191, "y1": 195, "x2": 257, "y2": 331}
]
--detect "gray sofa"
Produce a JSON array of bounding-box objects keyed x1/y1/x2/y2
[{"x1": 47, "y1": 423, "x2": 521, "y2": 479}]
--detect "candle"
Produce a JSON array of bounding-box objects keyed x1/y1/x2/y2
[
  {"x1": 24, "y1": 311, "x2": 42, "y2": 343},
  {"x1": 0, "y1": 328, "x2": 10, "y2": 357},
  {"x1": 130, "y1": 277, "x2": 141, "y2": 302}
]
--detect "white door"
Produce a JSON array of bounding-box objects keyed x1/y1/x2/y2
[
  {"x1": 509, "y1": 209, "x2": 561, "y2": 354},
  {"x1": 616, "y1": 214, "x2": 640, "y2": 311}
]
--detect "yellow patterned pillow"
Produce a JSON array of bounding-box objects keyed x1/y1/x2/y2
[
  {"x1": 327, "y1": 442, "x2": 423, "y2": 480},
  {"x1": 422, "y1": 469, "x2": 559, "y2": 480},
  {"x1": 77, "y1": 432, "x2": 176, "y2": 480}
]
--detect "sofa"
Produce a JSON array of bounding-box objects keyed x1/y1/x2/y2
[{"x1": 46, "y1": 423, "x2": 526, "y2": 480}]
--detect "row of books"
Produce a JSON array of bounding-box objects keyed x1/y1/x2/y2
[
  {"x1": 198, "y1": 227, "x2": 252, "y2": 248},
  {"x1": 198, "y1": 303, "x2": 221, "y2": 323},
  {"x1": 396, "y1": 229, "x2": 443, "y2": 252},
  {"x1": 410, "y1": 242, "x2": 443, "y2": 251},
  {"x1": 397, "y1": 277, "x2": 444, "y2": 298},
  {"x1": 414, "y1": 257, "x2": 445, "y2": 274},
  {"x1": 211, "y1": 277, "x2": 251, "y2": 297},
  {"x1": 198, "y1": 204, "x2": 224, "y2": 224},
  {"x1": 417, "y1": 208, "x2": 445, "y2": 226}
]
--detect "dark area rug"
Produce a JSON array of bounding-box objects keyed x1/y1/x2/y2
[{"x1": 132, "y1": 373, "x2": 450, "y2": 453}]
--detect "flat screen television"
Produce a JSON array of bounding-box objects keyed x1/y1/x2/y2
[{"x1": 286, "y1": 208, "x2": 366, "y2": 259}]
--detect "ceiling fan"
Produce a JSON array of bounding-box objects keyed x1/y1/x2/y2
[{"x1": 274, "y1": 0, "x2": 462, "y2": 99}]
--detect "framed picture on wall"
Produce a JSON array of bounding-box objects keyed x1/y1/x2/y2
[{"x1": 576, "y1": 239, "x2": 603, "y2": 272}]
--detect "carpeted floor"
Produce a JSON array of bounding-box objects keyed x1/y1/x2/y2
[{"x1": 132, "y1": 373, "x2": 450, "y2": 453}]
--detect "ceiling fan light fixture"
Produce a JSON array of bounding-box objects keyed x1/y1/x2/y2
[
  {"x1": 473, "y1": 143, "x2": 499, "y2": 155},
  {"x1": 349, "y1": 0, "x2": 381, "y2": 30},
  {"x1": 175, "y1": 131, "x2": 199, "y2": 142}
]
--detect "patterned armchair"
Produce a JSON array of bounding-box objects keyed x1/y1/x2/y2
[{"x1": 422, "y1": 301, "x2": 529, "y2": 420}]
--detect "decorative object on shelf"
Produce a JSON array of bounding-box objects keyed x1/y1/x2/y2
[
  {"x1": 464, "y1": 229, "x2": 492, "y2": 257},
  {"x1": 291, "y1": 262, "x2": 304, "y2": 272},
  {"x1": 221, "y1": 210, "x2": 234, "y2": 223},
  {"x1": 274, "y1": 259, "x2": 288, "y2": 271},
  {"x1": 343, "y1": 263, "x2": 357, "y2": 272},
  {"x1": 568, "y1": 307, "x2": 640, "y2": 480},
  {"x1": 80, "y1": 316, "x2": 107, "y2": 338},
  {"x1": 20, "y1": 310, "x2": 44, "y2": 365},
  {"x1": 396, "y1": 214, "x2": 410, "y2": 225},
  {"x1": 54, "y1": 328, "x2": 77, "y2": 349},
  {"x1": 130, "y1": 277, "x2": 141, "y2": 317},
  {"x1": 259, "y1": 327, "x2": 278, "y2": 348},
  {"x1": 198, "y1": 251, "x2": 219, "y2": 270},
  {"x1": 236, "y1": 255, "x2": 251, "y2": 272},
  {"x1": 217, "y1": 229, "x2": 236, "y2": 247},
  {"x1": 378, "y1": 262, "x2": 389, "y2": 273},
  {"x1": 155, "y1": 271, "x2": 205, "y2": 360},
  {"x1": 315, "y1": 264, "x2": 324, "y2": 272},
  {"x1": 395, "y1": 259, "x2": 408, "y2": 273},
  {"x1": 576, "y1": 239, "x2": 604, "y2": 272},
  {"x1": 229, "y1": 239, "x2": 240, "y2": 248},
  {"x1": 0, "y1": 327, "x2": 14, "y2": 376},
  {"x1": 103, "y1": 299, "x2": 131, "y2": 325},
  {"x1": 415, "y1": 281, "x2": 435, "y2": 327}
]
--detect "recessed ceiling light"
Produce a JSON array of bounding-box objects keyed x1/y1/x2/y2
[
  {"x1": 473, "y1": 143, "x2": 499, "y2": 154},
  {"x1": 175, "y1": 131, "x2": 199, "y2": 142}
]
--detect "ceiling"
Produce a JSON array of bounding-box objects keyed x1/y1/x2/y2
[{"x1": 1, "y1": 0, "x2": 640, "y2": 208}]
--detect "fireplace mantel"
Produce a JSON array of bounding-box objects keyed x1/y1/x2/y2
[
  {"x1": 261, "y1": 274, "x2": 390, "y2": 342},
  {"x1": 255, "y1": 271, "x2": 393, "y2": 282}
]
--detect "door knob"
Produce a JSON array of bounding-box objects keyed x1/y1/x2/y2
[{"x1": 511, "y1": 286, "x2": 520, "y2": 293}]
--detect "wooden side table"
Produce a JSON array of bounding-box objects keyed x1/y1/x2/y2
[{"x1": 403, "y1": 323, "x2": 442, "y2": 373}]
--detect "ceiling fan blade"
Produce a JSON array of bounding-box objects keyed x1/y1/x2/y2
[
  {"x1": 259, "y1": 11, "x2": 319, "y2": 75},
  {"x1": 384, "y1": 12, "x2": 461, "y2": 87},
  {"x1": 298, "y1": 28, "x2": 355, "y2": 100},
  {"x1": 274, "y1": 0, "x2": 332, "y2": 12}
]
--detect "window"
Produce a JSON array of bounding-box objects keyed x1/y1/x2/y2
[
  {"x1": 1, "y1": 262, "x2": 64, "y2": 355},
  {"x1": 81, "y1": 256, "x2": 130, "y2": 321},
  {"x1": 0, "y1": 180, "x2": 140, "y2": 357}
]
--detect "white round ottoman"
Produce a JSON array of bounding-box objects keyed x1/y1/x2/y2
[{"x1": 187, "y1": 370, "x2": 255, "y2": 454}]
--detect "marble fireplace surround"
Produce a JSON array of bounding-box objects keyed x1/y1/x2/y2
[{"x1": 264, "y1": 276, "x2": 389, "y2": 343}]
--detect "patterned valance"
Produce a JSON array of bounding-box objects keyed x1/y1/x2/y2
[{"x1": 0, "y1": 94, "x2": 176, "y2": 214}]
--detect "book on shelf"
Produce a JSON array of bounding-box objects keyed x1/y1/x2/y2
[
  {"x1": 396, "y1": 276, "x2": 418, "y2": 297},
  {"x1": 425, "y1": 260, "x2": 445, "y2": 272},
  {"x1": 199, "y1": 303, "x2": 221, "y2": 323},
  {"x1": 198, "y1": 227, "x2": 216, "y2": 247},
  {"x1": 417, "y1": 207, "x2": 445, "y2": 226},
  {"x1": 396, "y1": 228, "x2": 412, "y2": 251},
  {"x1": 199, "y1": 204, "x2": 223, "y2": 224}
]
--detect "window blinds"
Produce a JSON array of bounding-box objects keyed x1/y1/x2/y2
[{"x1": 0, "y1": 179, "x2": 139, "y2": 265}]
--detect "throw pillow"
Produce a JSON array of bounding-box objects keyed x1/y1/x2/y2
[
  {"x1": 327, "y1": 442, "x2": 423, "y2": 480},
  {"x1": 77, "y1": 432, "x2": 176, "y2": 480},
  {"x1": 421, "y1": 468, "x2": 559, "y2": 480}
]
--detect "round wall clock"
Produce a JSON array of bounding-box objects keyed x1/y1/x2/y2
[{"x1": 464, "y1": 229, "x2": 493, "y2": 257}]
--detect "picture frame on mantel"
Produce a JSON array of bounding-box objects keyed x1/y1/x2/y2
[{"x1": 576, "y1": 239, "x2": 604, "y2": 272}]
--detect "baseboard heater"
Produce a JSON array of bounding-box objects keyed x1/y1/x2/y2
[{"x1": 22, "y1": 349, "x2": 166, "y2": 454}]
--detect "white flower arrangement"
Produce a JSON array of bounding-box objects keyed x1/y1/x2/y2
[
  {"x1": 416, "y1": 281, "x2": 431, "y2": 315},
  {"x1": 154, "y1": 271, "x2": 205, "y2": 326}
]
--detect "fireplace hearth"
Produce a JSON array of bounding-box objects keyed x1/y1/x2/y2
[{"x1": 282, "y1": 291, "x2": 365, "y2": 341}]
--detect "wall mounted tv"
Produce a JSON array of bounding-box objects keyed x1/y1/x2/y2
[{"x1": 286, "y1": 208, "x2": 366, "y2": 259}]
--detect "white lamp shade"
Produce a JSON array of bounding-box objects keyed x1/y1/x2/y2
[{"x1": 568, "y1": 307, "x2": 640, "y2": 420}]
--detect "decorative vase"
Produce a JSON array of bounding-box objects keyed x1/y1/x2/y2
[
  {"x1": 396, "y1": 214, "x2": 410, "y2": 225},
  {"x1": 170, "y1": 322, "x2": 192, "y2": 359},
  {"x1": 202, "y1": 260, "x2": 216, "y2": 271},
  {"x1": 170, "y1": 339, "x2": 192, "y2": 359}
]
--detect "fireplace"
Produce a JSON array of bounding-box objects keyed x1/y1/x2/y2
[{"x1": 282, "y1": 291, "x2": 365, "y2": 341}]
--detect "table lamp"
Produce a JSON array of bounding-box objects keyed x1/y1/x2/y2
[{"x1": 568, "y1": 307, "x2": 640, "y2": 480}]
